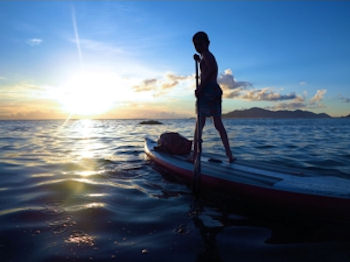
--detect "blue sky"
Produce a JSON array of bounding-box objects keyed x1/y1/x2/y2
[{"x1": 0, "y1": 1, "x2": 349, "y2": 119}]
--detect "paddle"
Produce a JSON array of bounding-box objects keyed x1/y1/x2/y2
[{"x1": 193, "y1": 54, "x2": 202, "y2": 194}]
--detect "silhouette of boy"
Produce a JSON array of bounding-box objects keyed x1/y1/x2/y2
[{"x1": 191, "y1": 31, "x2": 235, "y2": 163}]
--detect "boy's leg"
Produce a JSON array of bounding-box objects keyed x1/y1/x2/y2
[{"x1": 213, "y1": 116, "x2": 235, "y2": 162}]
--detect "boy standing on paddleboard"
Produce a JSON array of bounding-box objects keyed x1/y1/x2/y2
[{"x1": 191, "y1": 31, "x2": 235, "y2": 163}]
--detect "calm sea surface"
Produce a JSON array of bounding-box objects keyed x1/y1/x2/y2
[{"x1": 0, "y1": 118, "x2": 350, "y2": 261}]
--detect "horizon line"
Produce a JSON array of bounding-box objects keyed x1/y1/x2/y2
[{"x1": 1, "y1": 106, "x2": 349, "y2": 120}]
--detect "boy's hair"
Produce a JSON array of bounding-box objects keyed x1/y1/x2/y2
[{"x1": 193, "y1": 31, "x2": 210, "y2": 44}]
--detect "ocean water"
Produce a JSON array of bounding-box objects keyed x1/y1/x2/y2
[{"x1": 0, "y1": 118, "x2": 350, "y2": 262}]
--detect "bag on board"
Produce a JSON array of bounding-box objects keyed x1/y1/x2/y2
[{"x1": 155, "y1": 132, "x2": 192, "y2": 155}]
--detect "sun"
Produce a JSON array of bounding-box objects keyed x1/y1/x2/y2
[{"x1": 58, "y1": 70, "x2": 129, "y2": 117}]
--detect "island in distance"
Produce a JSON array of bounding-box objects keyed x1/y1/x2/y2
[
  {"x1": 222, "y1": 107, "x2": 333, "y2": 119},
  {"x1": 139, "y1": 120, "x2": 163, "y2": 125}
]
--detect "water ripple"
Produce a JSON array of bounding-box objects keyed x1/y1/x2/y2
[{"x1": 0, "y1": 119, "x2": 349, "y2": 261}]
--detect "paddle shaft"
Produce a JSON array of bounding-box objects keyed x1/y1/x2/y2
[{"x1": 193, "y1": 55, "x2": 202, "y2": 193}]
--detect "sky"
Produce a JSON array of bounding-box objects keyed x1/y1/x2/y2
[{"x1": 0, "y1": 1, "x2": 350, "y2": 119}]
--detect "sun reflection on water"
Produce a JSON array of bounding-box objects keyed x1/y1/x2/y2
[
  {"x1": 65, "y1": 232, "x2": 95, "y2": 247},
  {"x1": 87, "y1": 193, "x2": 108, "y2": 197},
  {"x1": 64, "y1": 202, "x2": 105, "y2": 212},
  {"x1": 76, "y1": 170, "x2": 100, "y2": 177},
  {"x1": 74, "y1": 119, "x2": 96, "y2": 159}
]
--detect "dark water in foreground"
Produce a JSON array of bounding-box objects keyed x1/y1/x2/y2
[{"x1": 0, "y1": 118, "x2": 350, "y2": 262}]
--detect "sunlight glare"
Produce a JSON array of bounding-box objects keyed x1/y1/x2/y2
[{"x1": 58, "y1": 71, "x2": 129, "y2": 116}]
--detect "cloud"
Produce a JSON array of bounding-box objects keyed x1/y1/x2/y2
[
  {"x1": 218, "y1": 69, "x2": 299, "y2": 102},
  {"x1": 223, "y1": 88, "x2": 243, "y2": 99},
  {"x1": 0, "y1": 82, "x2": 45, "y2": 101},
  {"x1": 218, "y1": 69, "x2": 252, "y2": 98},
  {"x1": 133, "y1": 78, "x2": 158, "y2": 92},
  {"x1": 0, "y1": 76, "x2": 6, "y2": 80},
  {"x1": 165, "y1": 73, "x2": 192, "y2": 82},
  {"x1": 26, "y1": 38, "x2": 43, "y2": 46},
  {"x1": 161, "y1": 73, "x2": 193, "y2": 90},
  {"x1": 217, "y1": 70, "x2": 328, "y2": 112},
  {"x1": 132, "y1": 72, "x2": 193, "y2": 96},
  {"x1": 241, "y1": 88, "x2": 297, "y2": 102},
  {"x1": 132, "y1": 69, "x2": 328, "y2": 114},
  {"x1": 268, "y1": 96, "x2": 307, "y2": 111},
  {"x1": 0, "y1": 101, "x2": 64, "y2": 120},
  {"x1": 310, "y1": 89, "x2": 327, "y2": 104},
  {"x1": 0, "y1": 82, "x2": 62, "y2": 118},
  {"x1": 270, "y1": 89, "x2": 329, "y2": 111},
  {"x1": 217, "y1": 69, "x2": 328, "y2": 111},
  {"x1": 0, "y1": 82, "x2": 63, "y2": 120}
]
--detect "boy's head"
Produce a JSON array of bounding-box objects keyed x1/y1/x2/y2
[{"x1": 193, "y1": 31, "x2": 210, "y2": 54}]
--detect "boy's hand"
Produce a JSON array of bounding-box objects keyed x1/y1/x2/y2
[
  {"x1": 195, "y1": 88, "x2": 201, "y2": 98},
  {"x1": 193, "y1": 54, "x2": 201, "y2": 62}
]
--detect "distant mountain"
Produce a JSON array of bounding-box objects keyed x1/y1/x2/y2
[{"x1": 222, "y1": 107, "x2": 332, "y2": 119}]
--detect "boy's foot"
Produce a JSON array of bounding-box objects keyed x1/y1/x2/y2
[
  {"x1": 228, "y1": 155, "x2": 237, "y2": 163},
  {"x1": 186, "y1": 154, "x2": 196, "y2": 163},
  {"x1": 227, "y1": 152, "x2": 236, "y2": 163},
  {"x1": 225, "y1": 148, "x2": 236, "y2": 163}
]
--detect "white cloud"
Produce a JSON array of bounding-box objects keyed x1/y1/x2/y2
[
  {"x1": 271, "y1": 89, "x2": 329, "y2": 111},
  {"x1": 0, "y1": 82, "x2": 64, "y2": 120},
  {"x1": 241, "y1": 88, "x2": 297, "y2": 102},
  {"x1": 218, "y1": 69, "x2": 252, "y2": 98},
  {"x1": 26, "y1": 38, "x2": 43, "y2": 46},
  {"x1": 217, "y1": 70, "x2": 329, "y2": 113},
  {"x1": 269, "y1": 96, "x2": 306, "y2": 111},
  {"x1": 217, "y1": 69, "x2": 298, "y2": 102},
  {"x1": 133, "y1": 78, "x2": 158, "y2": 92},
  {"x1": 310, "y1": 89, "x2": 327, "y2": 104},
  {"x1": 0, "y1": 82, "x2": 48, "y2": 102},
  {"x1": 132, "y1": 69, "x2": 328, "y2": 114},
  {"x1": 132, "y1": 72, "x2": 193, "y2": 96},
  {"x1": 161, "y1": 73, "x2": 193, "y2": 90}
]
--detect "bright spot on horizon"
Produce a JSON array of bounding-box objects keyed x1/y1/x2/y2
[{"x1": 57, "y1": 70, "x2": 131, "y2": 116}]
